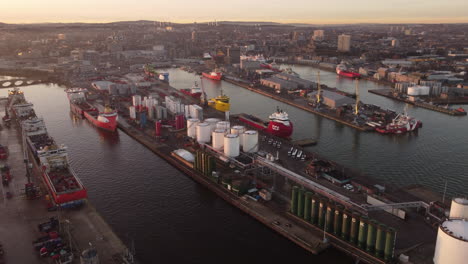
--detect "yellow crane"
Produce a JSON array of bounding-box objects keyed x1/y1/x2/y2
[
  {"x1": 354, "y1": 79, "x2": 360, "y2": 115},
  {"x1": 316, "y1": 71, "x2": 321, "y2": 104}
]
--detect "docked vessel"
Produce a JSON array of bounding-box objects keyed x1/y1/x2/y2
[
  {"x1": 202, "y1": 70, "x2": 222, "y2": 81},
  {"x1": 207, "y1": 93, "x2": 230, "y2": 112},
  {"x1": 375, "y1": 112, "x2": 422, "y2": 134},
  {"x1": 180, "y1": 81, "x2": 202, "y2": 98},
  {"x1": 336, "y1": 63, "x2": 361, "y2": 78},
  {"x1": 260, "y1": 62, "x2": 282, "y2": 72},
  {"x1": 7, "y1": 88, "x2": 87, "y2": 207},
  {"x1": 238, "y1": 108, "x2": 293, "y2": 138},
  {"x1": 66, "y1": 88, "x2": 118, "y2": 132}
]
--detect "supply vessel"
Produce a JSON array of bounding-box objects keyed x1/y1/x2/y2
[
  {"x1": 7, "y1": 88, "x2": 87, "y2": 207},
  {"x1": 238, "y1": 108, "x2": 293, "y2": 138},
  {"x1": 202, "y1": 70, "x2": 222, "y2": 81},
  {"x1": 375, "y1": 112, "x2": 422, "y2": 134},
  {"x1": 180, "y1": 81, "x2": 202, "y2": 98},
  {"x1": 336, "y1": 63, "x2": 361, "y2": 78},
  {"x1": 66, "y1": 88, "x2": 118, "y2": 132}
]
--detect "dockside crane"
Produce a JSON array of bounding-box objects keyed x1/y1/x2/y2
[
  {"x1": 316, "y1": 71, "x2": 322, "y2": 104},
  {"x1": 354, "y1": 79, "x2": 360, "y2": 115}
]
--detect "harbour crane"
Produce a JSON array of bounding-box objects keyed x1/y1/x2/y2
[
  {"x1": 354, "y1": 79, "x2": 360, "y2": 115},
  {"x1": 316, "y1": 71, "x2": 322, "y2": 104}
]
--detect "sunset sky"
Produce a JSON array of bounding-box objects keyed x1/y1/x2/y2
[{"x1": 2, "y1": 0, "x2": 468, "y2": 24}]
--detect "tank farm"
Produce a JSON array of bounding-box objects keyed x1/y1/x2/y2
[{"x1": 88, "y1": 75, "x2": 442, "y2": 264}]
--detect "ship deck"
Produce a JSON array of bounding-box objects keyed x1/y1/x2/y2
[
  {"x1": 47, "y1": 167, "x2": 83, "y2": 194},
  {"x1": 27, "y1": 133, "x2": 55, "y2": 151}
]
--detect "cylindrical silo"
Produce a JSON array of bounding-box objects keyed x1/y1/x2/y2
[
  {"x1": 310, "y1": 196, "x2": 319, "y2": 225},
  {"x1": 449, "y1": 198, "x2": 468, "y2": 219},
  {"x1": 350, "y1": 213, "x2": 360, "y2": 245},
  {"x1": 434, "y1": 219, "x2": 468, "y2": 264},
  {"x1": 216, "y1": 121, "x2": 230, "y2": 131},
  {"x1": 333, "y1": 205, "x2": 343, "y2": 236},
  {"x1": 297, "y1": 189, "x2": 305, "y2": 217},
  {"x1": 223, "y1": 134, "x2": 240, "y2": 157},
  {"x1": 304, "y1": 192, "x2": 312, "y2": 221},
  {"x1": 375, "y1": 224, "x2": 386, "y2": 258},
  {"x1": 318, "y1": 199, "x2": 327, "y2": 228},
  {"x1": 242, "y1": 130, "x2": 259, "y2": 153},
  {"x1": 341, "y1": 210, "x2": 351, "y2": 241},
  {"x1": 366, "y1": 220, "x2": 377, "y2": 253},
  {"x1": 196, "y1": 122, "x2": 211, "y2": 143},
  {"x1": 291, "y1": 186, "x2": 298, "y2": 214},
  {"x1": 384, "y1": 228, "x2": 396, "y2": 261},
  {"x1": 325, "y1": 204, "x2": 334, "y2": 233},
  {"x1": 205, "y1": 118, "x2": 221, "y2": 132},
  {"x1": 358, "y1": 216, "x2": 369, "y2": 249},
  {"x1": 187, "y1": 118, "x2": 200, "y2": 138},
  {"x1": 212, "y1": 129, "x2": 225, "y2": 150},
  {"x1": 230, "y1": 126, "x2": 245, "y2": 146}
]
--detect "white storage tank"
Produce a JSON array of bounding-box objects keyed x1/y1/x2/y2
[
  {"x1": 196, "y1": 122, "x2": 211, "y2": 143},
  {"x1": 216, "y1": 121, "x2": 230, "y2": 131},
  {"x1": 231, "y1": 125, "x2": 246, "y2": 146},
  {"x1": 419, "y1": 85, "x2": 430, "y2": 96},
  {"x1": 224, "y1": 134, "x2": 240, "y2": 157},
  {"x1": 407, "y1": 86, "x2": 419, "y2": 96},
  {"x1": 187, "y1": 118, "x2": 200, "y2": 139},
  {"x1": 205, "y1": 118, "x2": 222, "y2": 132},
  {"x1": 132, "y1": 95, "x2": 142, "y2": 106},
  {"x1": 212, "y1": 129, "x2": 225, "y2": 150},
  {"x1": 129, "y1": 106, "x2": 136, "y2": 120},
  {"x1": 449, "y1": 198, "x2": 468, "y2": 219},
  {"x1": 433, "y1": 219, "x2": 468, "y2": 264},
  {"x1": 242, "y1": 130, "x2": 259, "y2": 153}
]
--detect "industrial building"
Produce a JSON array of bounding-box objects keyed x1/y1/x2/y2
[
  {"x1": 308, "y1": 90, "x2": 356, "y2": 109},
  {"x1": 261, "y1": 73, "x2": 315, "y2": 91}
]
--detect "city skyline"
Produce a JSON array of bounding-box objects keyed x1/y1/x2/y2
[{"x1": 2, "y1": 0, "x2": 468, "y2": 24}]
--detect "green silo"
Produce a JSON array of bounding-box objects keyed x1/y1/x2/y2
[
  {"x1": 341, "y1": 210, "x2": 351, "y2": 241},
  {"x1": 304, "y1": 192, "x2": 312, "y2": 221},
  {"x1": 333, "y1": 205, "x2": 343, "y2": 236},
  {"x1": 358, "y1": 216, "x2": 369, "y2": 249},
  {"x1": 366, "y1": 220, "x2": 377, "y2": 253},
  {"x1": 310, "y1": 197, "x2": 319, "y2": 225},
  {"x1": 291, "y1": 186, "x2": 299, "y2": 214},
  {"x1": 375, "y1": 224, "x2": 386, "y2": 258},
  {"x1": 297, "y1": 189, "x2": 305, "y2": 217},
  {"x1": 384, "y1": 228, "x2": 396, "y2": 261},
  {"x1": 349, "y1": 213, "x2": 360, "y2": 244},
  {"x1": 325, "y1": 204, "x2": 334, "y2": 233},
  {"x1": 318, "y1": 199, "x2": 326, "y2": 228}
]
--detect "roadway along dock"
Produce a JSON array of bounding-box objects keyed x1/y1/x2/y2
[
  {"x1": 369, "y1": 89, "x2": 467, "y2": 116},
  {"x1": 0, "y1": 102, "x2": 132, "y2": 263}
]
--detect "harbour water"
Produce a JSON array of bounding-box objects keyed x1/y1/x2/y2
[
  {"x1": 1, "y1": 63, "x2": 466, "y2": 262},
  {"x1": 0, "y1": 81, "x2": 352, "y2": 263}
]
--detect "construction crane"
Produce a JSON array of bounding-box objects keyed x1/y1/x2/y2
[
  {"x1": 354, "y1": 79, "x2": 360, "y2": 115},
  {"x1": 316, "y1": 71, "x2": 322, "y2": 104}
]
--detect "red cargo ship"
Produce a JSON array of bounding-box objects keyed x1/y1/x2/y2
[
  {"x1": 238, "y1": 108, "x2": 293, "y2": 138},
  {"x1": 202, "y1": 70, "x2": 222, "y2": 81},
  {"x1": 66, "y1": 88, "x2": 118, "y2": 132},
  {"x1": 336, "y1": 64, "x2": 361, "y2": 78},
  {"x1": 180, "y1": 81, "x2": 202, "y2": 98},
  {"x1": 260, "y1": 62, "x2": 282, "y2": 72}
]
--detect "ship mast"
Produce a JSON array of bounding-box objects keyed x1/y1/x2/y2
[
  {"x1": 316, "y1": 71, "x2": 321, "y2": 104},
  {"x1": 354, "y1": 79, "x2": 360, "y2": 115}
]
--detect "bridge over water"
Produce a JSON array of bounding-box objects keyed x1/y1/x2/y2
[{"x1": 0, "y1": 79, "x2": 47, "y2": 88}]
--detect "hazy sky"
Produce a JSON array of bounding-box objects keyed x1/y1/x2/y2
[{"x1": 2, "y1": 0, "x2": 468, "y2": 24}]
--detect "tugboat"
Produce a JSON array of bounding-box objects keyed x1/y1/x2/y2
[
  {"x1": 207, "y1": 92, "x2": 230, "y2": 112},
  {"x1": 375, "y1": 111, "x2": 422, "y2": 134},
  {"x1": 238, "y1": 108, "x2": 293, "y2": 138},
  {"x1": 202, "y1": 69, "x2": 222, "y2": 81},
  {"x1": 180, "y1": 81, "x2": 202, "y2": 98}
]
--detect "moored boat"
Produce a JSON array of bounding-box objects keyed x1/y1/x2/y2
[
  {"x1": 202, "y1": 70, "x2": 222, "y2": 81},
  {"x1": 181, "y1": 81, "x2": 202, "y2": 98},
  {"x1": 336, "y1": 63, "x2": 361, "y2": 78},
  {"x1": 375, "y1": 112, "x2": 422, "y2": 134},
  {"x1": 238, "y1": 108, "x2": 293, "y2": 138}
]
